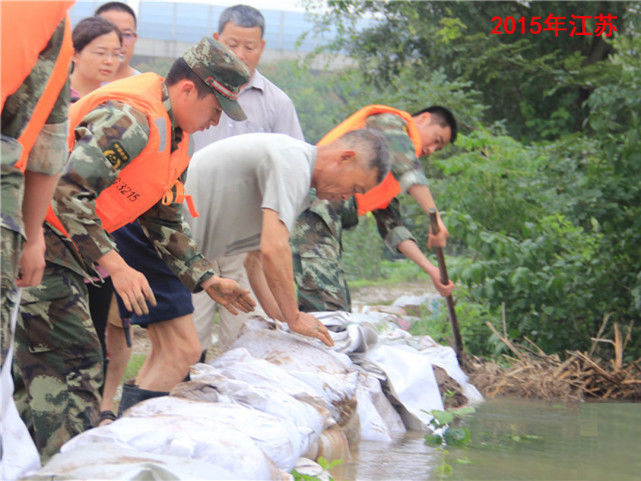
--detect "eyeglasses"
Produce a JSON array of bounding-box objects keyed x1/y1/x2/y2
[
  {"x1": 90, "y1": 50, "x2": 124, "y2": 61},
  {"x1": 121, "y1": 32, "x2": 138, "y2": 41}
]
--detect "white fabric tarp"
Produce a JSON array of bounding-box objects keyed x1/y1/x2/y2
[
  {"x1": 31, "y1": 443, "x2": 247, "y2": 481},
  {"x1": 60, "y1": 409, "x2": 280, "y2": 480},
  {"x1": 62, "y1": 396, "x2": 305, "y2": 473},
  {"x1": 0, "y1": 289, "x2": 40, "y2": 481}
]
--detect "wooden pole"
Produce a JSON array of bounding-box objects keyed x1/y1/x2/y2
[{"x1": 428, "y1": 208, "x2": 464, "y2": 358}]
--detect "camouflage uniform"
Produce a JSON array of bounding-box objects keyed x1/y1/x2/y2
[
  {"x1": 292, "y1": 194, "x2": 356, "y2": 312},
  {"x1": 14, "y1": 83, "x2": 216, "y2": 462},
  {"x1": 1, "y1": 19, "x2": 69, "y2": 370},
  {"x1": 292, "y1": 112, "x2": 427, "y2": 312}
]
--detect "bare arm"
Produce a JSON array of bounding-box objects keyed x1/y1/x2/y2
[
  {"x1": 260, "y1": 209, "x2": 333, "y2": 346},
  {"x1": 245, "y1": 250, "x2": 284, "y2": 321},
  {"x1": 16, "y1": 172, "x2": 59, "y2": 287},
  {"x1": 200, "y1": 275, "x2": 255, "y2": 315},
  {"x1": 407, "y1": 184, "x2": 449, "y2": 248},
  {"x1": 396, "y1": 239, "x2": 455, "y2": 298},
  {"x1": 98, "y1": 249, "x2": 157, "y2": 316}
]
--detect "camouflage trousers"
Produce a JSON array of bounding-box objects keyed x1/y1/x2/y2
[
  {"x1": 13, "y1": 262, "x2": 103, "y2": 462},
  {"x1": 291, "y1": 197, "x2": 358, "y2": 313},
  {"x1": 1, "y1": 227, "x2": 23, "y2": 369}
]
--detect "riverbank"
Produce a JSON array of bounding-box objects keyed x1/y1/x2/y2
[{"x1": 350, "y1": 281, "x2": 641, "y2": 403}]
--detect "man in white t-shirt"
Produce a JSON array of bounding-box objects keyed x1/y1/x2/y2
[
  {"x1": 185, "y1": 130, "x2": 390, "y2": 346},
  {"x1": 191, "y1": 4, "x2": 304, "y2": 352}
]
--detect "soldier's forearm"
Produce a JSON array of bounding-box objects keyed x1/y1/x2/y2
[
  {"x1": 397, "y1": 239, "x2": 440, "y2": 280},
  {"x1": 22, "y1": 171, "x2": 60, "y2": 245},
  {"x1": 408, "y1": 184, "x2": 438, "y2": 214}
]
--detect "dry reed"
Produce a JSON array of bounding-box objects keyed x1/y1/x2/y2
[{"x1": 466, "y1": 321, "x2": 641, "y2": 402}]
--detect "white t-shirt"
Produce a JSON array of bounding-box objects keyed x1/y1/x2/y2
[{"x1": 185, "y1": 133, "x2": 316, "y2": 260}]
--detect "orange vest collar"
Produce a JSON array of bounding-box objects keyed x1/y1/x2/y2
[{"x1": 317, "y1": 105, "x2": 423, "y2": 215}]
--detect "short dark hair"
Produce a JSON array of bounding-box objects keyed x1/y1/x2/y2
[
  {"x1": 95, "y1": 2, "x2": 137, "y2": 27},
  {"x1": 218, "y1": 4, "x2": 265, "y2": 37},
  {"x1": 413, "y1": 105, "x2": 458, "y2": 144},
  {"x1": 165, "y1": 58, "x2": 212, "y2": 99},
  {"x1": 72, "y1": 16, "x2": 122, "y2": 53},
  {"x1": 339, "y1": 129, "x2": 390, "y2": 184}
]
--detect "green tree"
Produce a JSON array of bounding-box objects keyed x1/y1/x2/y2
[{"x1": 303, "y1": 0, "x2": 635, "y2": 141}]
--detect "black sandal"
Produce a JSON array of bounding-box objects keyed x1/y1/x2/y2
[{"x1": 98, "y1": 410, "x2": 117, "y2": 425}]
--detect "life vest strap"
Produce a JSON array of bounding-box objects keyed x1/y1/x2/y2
[
  {"x1": 162, "y1": 180, "x2": 200, "y2": 218},
  {"x1": 15, "y1": 15, "x2": 73, "y2": 172}
]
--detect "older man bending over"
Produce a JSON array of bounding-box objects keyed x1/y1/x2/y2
[{"x1": 186, "y1": 130, "x2": 389, "y2": 345}]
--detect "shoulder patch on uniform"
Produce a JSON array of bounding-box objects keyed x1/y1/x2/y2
[{"x1": 103, "y1": 141, "x2": 130, "y2": 169}]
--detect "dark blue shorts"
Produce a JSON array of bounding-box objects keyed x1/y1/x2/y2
[{"x1": 111, "y1": 221, "x2": 193, "y2": 327}]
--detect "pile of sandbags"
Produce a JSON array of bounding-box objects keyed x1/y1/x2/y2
[{"x1": 31, "y1": 304, "x2": 481, "y2": 480}]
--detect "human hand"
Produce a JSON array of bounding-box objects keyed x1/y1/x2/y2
[
  {"x1": 428, "y1": 217, "x2": 449, "y2": 249},
  {"x1": 288, "y1": 311, "x2": 334, "y2": 347},
  {"x1": 432, "y1": 275, "x2": 456, "y2": 298},
  {"x1": 16, "y1": 229, "x2": 46, "y2": 287},
  {"x1": 110, "y1": 265, "x2": 157, "y2": 316},
  {"x1": 202, "y1": 276, "x2": 256, "y2": 315}
]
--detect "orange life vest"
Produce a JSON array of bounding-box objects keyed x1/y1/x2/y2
[
  {"x1": 45, "y1": 73, "x2": 198, "y2": 240},
  {"x1": 318, "y1": 105, "x2": 423, "y2": 215},
  {"x1": 1, "y1": 1, "x2": 75, "y2": 171}
]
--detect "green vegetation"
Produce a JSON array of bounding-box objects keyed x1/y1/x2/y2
[
  {"x1": 424, "y1": 406, "x2": 475, "y2": 477},
  {"x1": 291, "y1": 457, "x2": 343, "y2": 481},
  {"x1": 123, "y1": 352, "x2": 146, "y2": 382}
]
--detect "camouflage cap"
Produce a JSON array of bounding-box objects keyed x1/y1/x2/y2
[{"x1": 182, "y1": 37, "x2": 250, "y2": 121}]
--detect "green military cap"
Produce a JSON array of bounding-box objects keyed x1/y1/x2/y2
[{"x1": 182, "y1": 36, "x2": 250, "y2": 121}]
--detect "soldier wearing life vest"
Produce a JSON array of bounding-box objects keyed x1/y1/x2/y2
[
  {"x1": 1, "y1": 1, "x2": 76, "y2": 473},
  {"x1": 14, "y1": 37, "x2": 255, "y2": 461},
  {"x1": 291, "y1": 105, "x2": 458, "y2": 313},
  {"x1": 1, "y1": 0, "x2": 74, "y2": 365}
]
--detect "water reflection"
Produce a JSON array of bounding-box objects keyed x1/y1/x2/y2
[{"x1": 336, "y1": 398, "x2": 640, "y2": 480}]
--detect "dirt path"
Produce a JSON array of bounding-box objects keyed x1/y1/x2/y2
[{"x1": 351, "y1": 281, "x2": 436, "y2": 308}]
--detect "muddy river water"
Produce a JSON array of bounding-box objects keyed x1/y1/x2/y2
[{"x1": 333, "y1": 398, "x2": 640, "y2": 480}]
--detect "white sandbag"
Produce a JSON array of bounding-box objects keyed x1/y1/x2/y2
[
  {"x1": 413, "y1": 340, "x2": 484, "y2": 404},
  {"x1": 364, "y1": 343, "x2": 444, "y2": 430},
  {"x1": 29, "y1": 442, "x2": 247, "y2": 480},
  {"x1": 355, "y1": 370, "x2": 406, "y2": 441},
  {"x1": 174, "y1": 373, "x2": 326, "y2": 453},
  {"x1": 60, "y1": 409, "x2": 279, "y2": 479},
  {"x1": 204, "y1": 350, "x2": 323, "y2": 403},
  {"x1": 0, "y1": 365, "x2": 40, "y2": 481},
  {"x1": 127, "y1": 397, "x2": 313, "y2": 471},
  {"x1": 303, "y1": 424, "x2": 351, "y2": 463},
  {"x1": 229, "y1": 321, "x2": 360, "y2": 425},
  {"x1": 322, "y1": 310, "x2": 483, "y2": 413}
]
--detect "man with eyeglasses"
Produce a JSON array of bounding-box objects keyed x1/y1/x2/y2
[{"x1": 96, "y1": 1, "x2": 139, "y2": 80}]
